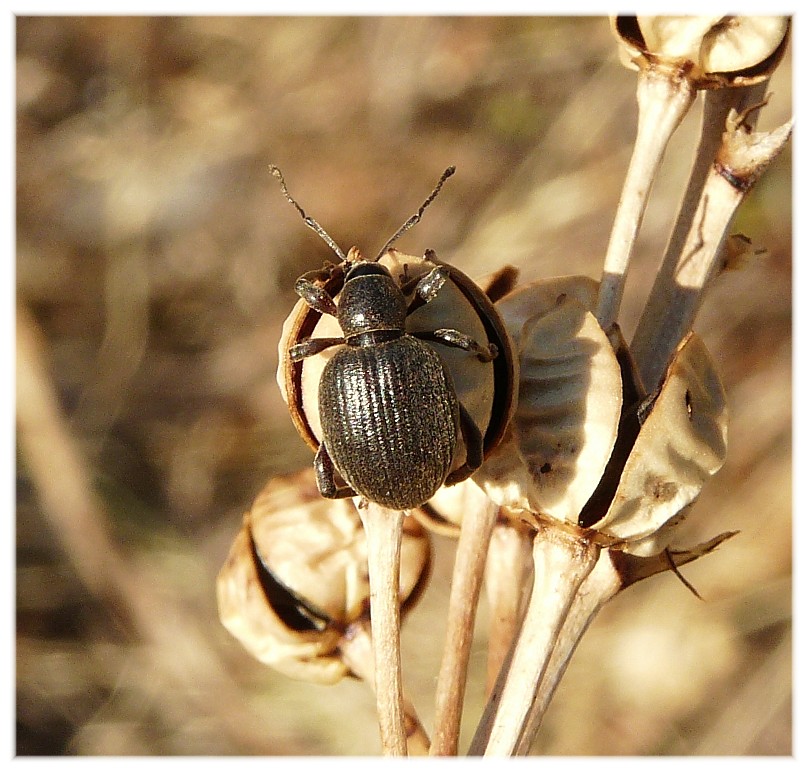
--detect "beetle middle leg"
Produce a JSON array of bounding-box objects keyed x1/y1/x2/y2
[
  {"x1": 444, "y1": 402, "x2": 484, "y2": 485},
  {"x1": 414, "y1": 328, "x2": 498, "y2": 362},
  {"x1": 289, "y1": 337, "x2": 345, "y2": 362},
  {"x1": 314, "y1": 443, "x2": 358, "y2": 499}
]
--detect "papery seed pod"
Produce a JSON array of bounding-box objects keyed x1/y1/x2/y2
[
  {"x1": 612, "y1": 15, "x2": 790, "y2": 88},
  {"x1": 588, "y1": 332, "x2": 728, "y2": 554},
  {"x1": 216, "y1": 469, "x2": 431, "y2": 684},
  {"x1": 474, "y1": 276, "x2": 623, "y2": 525}
]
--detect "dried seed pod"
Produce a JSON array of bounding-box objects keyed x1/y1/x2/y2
[
  {"x1": 612, "y1": 15, "x2": 790, "y2": 88},
  {"x1": 216, "y1": 469, "x2": 431, "y2": 684},
  {"x1": 589, "y1": 332, "x2": 728, "y2": 554},
  {"x1": 277, "y1": 248, "x2": 517, "y2": 491},
  {"x1": 474, "y1": 276, "x2": 729, "y2": 557},
  {"x1": 474, "y1": 276, "x2": 622, "y2": 524}
]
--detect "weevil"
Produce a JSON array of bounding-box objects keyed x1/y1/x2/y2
[{"x1": 272, "y1": 165, "x2": 512, "y2": 510}]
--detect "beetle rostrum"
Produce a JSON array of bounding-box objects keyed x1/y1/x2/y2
[
  {"x1": 291, "y1": 259, "x2": 497, "y2": 510},
  {"x1": 272, "y1": 165, "x2": 503, "y2": 510}
]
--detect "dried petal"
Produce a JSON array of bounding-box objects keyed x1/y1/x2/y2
[{"x1": 591, "y1": 333, "x2": 728, "y2": 549}]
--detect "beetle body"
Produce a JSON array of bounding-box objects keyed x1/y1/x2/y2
[
  {"x1": 290, "y1": 259, "x2": 495, "y2": 510},
  {"x1": 319, "y1": 334, "x2": 460, "y2": 509}
]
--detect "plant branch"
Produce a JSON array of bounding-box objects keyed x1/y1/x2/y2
[
  {"x1": 470, "y1": 526, "x2": 599, "y2": 755},
  {"x1": 630, "y1": 81, "x2": 770, "y2": 390},
  {"x1": 430, "y1": 498, "x2": 499, "y2": 755},
  {"x1": 357, "y1": 502, "x2": 408, "y2": 756},
  {"x1": 595, "y1": 66, "x2": 696, "y2": 331}
]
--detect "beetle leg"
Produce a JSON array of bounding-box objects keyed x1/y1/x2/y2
[
  {"x1": 294, "y1": 277, "x2": 339, "y2": 316},
  {"x1": 289, "y1": 337, "x2": 345, "y2": 361},
  {"x1": 444, "y1": 402, "x2": 484, "y2": 485},
  {"x1": 414, "y1": 328, "x2": 498, "y2": 362},
  {"x1": 404, "y1": 265, "x2": 450, "y2": 316},
  {"x1": 314, "y1": 443, "x2": 358, "y2": 499}
]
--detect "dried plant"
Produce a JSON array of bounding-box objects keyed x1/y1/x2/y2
[
  {"x1": 15, "y1": 15, "x2": 791, "y2": 757},
  {"x1": 214, "y1": 15, "x2": 792, "y2": 757}
]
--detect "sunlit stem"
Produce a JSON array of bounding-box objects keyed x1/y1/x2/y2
[
  {"x1": 595, "y1": 67, "x2": 695, "y2": 331},
  {"x1": 358, "y1": 502, "x2": 408, "y2": 756},
  {"x1": 470, "y1": 526, "x2": 599, "y2": 756},
  {"x1": 430, "y1": 499, "x2": 499, "y2": 755}
]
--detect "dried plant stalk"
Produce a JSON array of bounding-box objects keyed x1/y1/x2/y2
[
  {"x1": 431, "y1": 498, "x2": 499, "y2": 755},
  {"x1": 339, "y1": 622, "x2": 430, "y2": 755},
  {"x1": 357, "y1": 502, "x2": 408, "y2": 756},
  {"x1": 595, "y1": 67, "x2": 695, "y2": 330},
  {"x1": 471, "y1": 526, "x2": 599, "y2": 755},
  {"x1": 484, "y1": 521, "x2": 533, "y2": 695},
  {"x1": 630, "y1": 80, "x2": 769, "y2": 389}
]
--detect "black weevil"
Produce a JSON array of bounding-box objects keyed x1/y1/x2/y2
[{"x1": 272, "y1": 165, "x2": 514, "y2": 510}]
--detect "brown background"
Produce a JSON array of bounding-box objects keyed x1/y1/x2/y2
[{"x1": 16, "y1": 16, "x2": 792, "y2": 755}]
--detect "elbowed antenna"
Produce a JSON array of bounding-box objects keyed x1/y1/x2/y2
[
  {"x1": 269, "y1": 165, "x2": 348, "y2": 263},
  {"x1": 374, "y1": 166, "x2": 457, "y2": 261}
]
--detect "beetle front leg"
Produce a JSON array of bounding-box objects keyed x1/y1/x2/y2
[
  {"x1": 414, "y1": 328, "x2": 498, "y2": 362},
  {"x1": 314, "y1": 443, "x2": 358, "y2": 499},
  {"x1": 294, "y1": 277, "x2": 339, "y2": 316},
  {"x1": 403, "y1": 265, "x2": 450, "y2": 316},
  {"x1": 444, "y1": 402, "x2": 484, "y2": 485}
]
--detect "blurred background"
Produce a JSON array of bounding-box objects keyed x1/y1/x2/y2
[{"x1": 15, "y1": 16, "x2": 791, "y2": 756}]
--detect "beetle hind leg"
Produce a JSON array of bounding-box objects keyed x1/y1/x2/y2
[
  {"x1": 444, "y1": 402, "x2": 484, "y2": 486},
  {"x1": 314, "y1": 443, "x2": 357, "y2": 499}
]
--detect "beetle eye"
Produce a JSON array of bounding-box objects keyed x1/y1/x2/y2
[
  {"x1": 249, "y1": 533, "x2": 331, "y2": 632},
  {"x1": 345, "y1": 262, "x2": 390, "y2": 281}
]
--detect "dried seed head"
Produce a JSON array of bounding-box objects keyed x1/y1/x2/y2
[
  {"x1": 612, "y1": 15, "x2": 790, "y2": 88},
  {"x1": 475, "y1": 277, "x2": 729, "y2": 555},
  {"x1": 474, "y1": 277, "x2": 623, "y2": 525},
  {"x1": 216, "y1": 469, "x2": 430, "y2": 683}
]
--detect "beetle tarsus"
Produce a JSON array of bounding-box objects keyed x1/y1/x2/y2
[
  {"x1": 290, "y1": 337, "x2": 345, "y2": 361},
  {"x1": 415, "y1": 328, "x2": 498, "y2": 362},
  {"x1": 444, "y1": 402, "x2": 484, "y2": 485}
]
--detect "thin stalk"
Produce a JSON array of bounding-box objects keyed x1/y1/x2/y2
[
  {"x1": 339, "y1": 622, "x2": 430, "y2": 755},
  {"x1": 484, "y1": 521, "x2": 533, "y2": 696},
  {"x1": 630, "y1": 111, "x2": 792, "y2": 390},
  {"x1": 630, "y1": 81, "x2": 770, "y2": 390},
  {"x1": 595, "y1": 67, "x2": 695, "y2": 331},
  {"x1": 430, "y1": 499, "x2": 499, "y2": 756},
  {"x1": 470, "y1": 526, "x2": 599, "y2": 756},
  {"x1": 513, "y1": 550, "x2": 622, "y2": 754},
  {"x1": 513, "y1": 531, "x2": 739, "y2": 754},
  {"x1": 357, "y1": 502, "x2": 408, "y2": 756}
]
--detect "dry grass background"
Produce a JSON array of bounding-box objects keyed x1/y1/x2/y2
[{"x1": 15, "y1": 16, "x2": 792, "y2": 756}]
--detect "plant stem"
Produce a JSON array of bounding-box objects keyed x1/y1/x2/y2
[
  {"x1": 595, "y1": 66, "x2": 695, "y2": 331},
  {"x1": 630, "y1": 81, "x2": 770, "y2": 390},
  {"x1": 430, "y1": 499, "x2": 499, "y2": 755},
  {"x1": 357, "y1": 502, "x2": 408, "y2": 756},
  {"x1": 484, "y1": 521, "x2": 533, "y2": 696},
  {"x1": 339, "y1": 622, "x2": 430, "y2": 755},
  {"x1": 470, "y1": 526, "x2": 599, "y2": 756}
]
